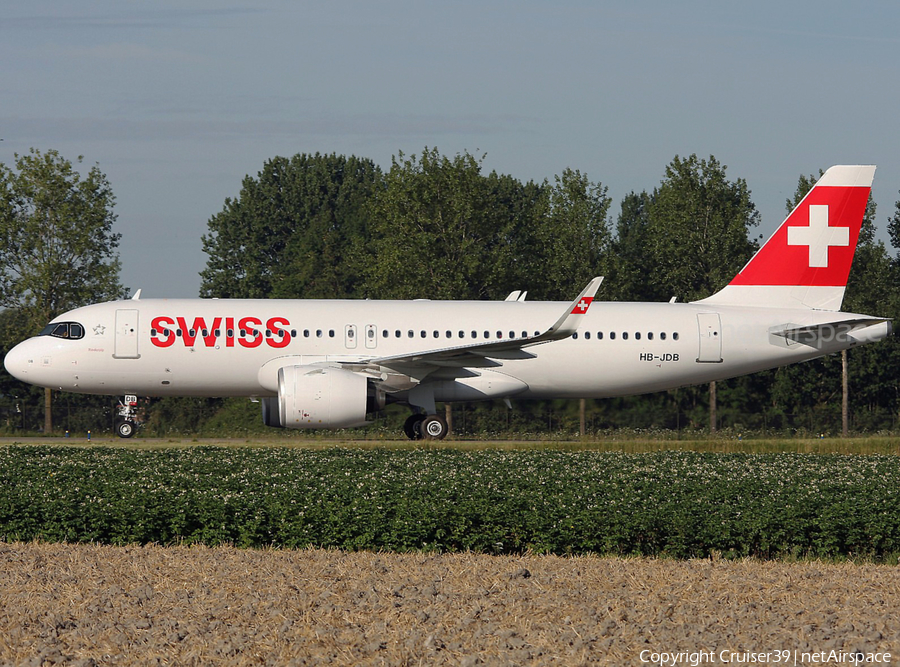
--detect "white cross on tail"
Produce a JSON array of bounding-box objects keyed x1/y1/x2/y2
[{"x1": 787, "y1": 204, "x2": 850, "y2": 268}]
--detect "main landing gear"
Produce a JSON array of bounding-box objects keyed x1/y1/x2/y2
[
  {"x1": 403, "y1": 413, "x2": 449, "y2": 440},
  {"x1": 115, "y1": 394, "x2": 139, "y2": 439}
]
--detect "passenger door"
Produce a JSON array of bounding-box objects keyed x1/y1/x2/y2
[{"x1": 114, "y1": 309, "x2": 140, "y2": 359}]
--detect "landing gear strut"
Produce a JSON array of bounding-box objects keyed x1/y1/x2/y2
[
  {"x1": 116, "y1": 394, "x2": 139, "y2": 439},
  {"x1": 403, "y1": 413, "x2": 448, "y2": 440}
]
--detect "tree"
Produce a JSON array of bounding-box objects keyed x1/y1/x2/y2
[
  {"x1": 200, "y1": 153, "x2": 381, "y2": 299},
  {"x1": 887, "y1": 191, "x2": 900, "y2": 255},
  {"x1": 644, "y1": 154, "x2": 759, "y2": 302},
  {"x1": 608, "y1": 190, "x2": 654, "y2": 301},
  {"x1": 362, "y1": 148, "x2": 499, "y2": 300},
  {"x1": 530, "y1": 168, "x2": 612, "y2": 300},
  {"x1": 0, "y1": 148, "x2": 125, "y2": 432},
  {"x1": 364, "y1": 149, "x2": 612, "y2": 302}
]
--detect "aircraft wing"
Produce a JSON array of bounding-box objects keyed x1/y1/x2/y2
[{"x1": 351, "y1": 277, "x2": 603, "y2": 377}]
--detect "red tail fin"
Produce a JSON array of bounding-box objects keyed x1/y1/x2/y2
[{"x1": 696, "y1": 165, "x2": 874, "y2": 310}]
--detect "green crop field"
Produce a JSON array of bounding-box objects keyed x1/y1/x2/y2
[{"x1": 2, "y1": 444, "x2": 900, "y2": 561}]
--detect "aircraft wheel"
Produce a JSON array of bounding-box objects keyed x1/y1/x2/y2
[
  {"x1": 421, "y1": 415, "x2": 449, "y2": 440},
  {"x1": 116, "y1": 421, "x2": 135, "y2": 439},
  {"x1": 403, "y1": 414, "x2": 425, "y2": 440}
]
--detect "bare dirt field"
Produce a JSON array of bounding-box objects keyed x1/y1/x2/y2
[{"x1": 0, "y1": 543, "x2": 898, "y2": 666}]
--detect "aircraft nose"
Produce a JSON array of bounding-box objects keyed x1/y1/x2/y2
[{"x1": 3, "y1": 340, "x2": 34, "y2": 382}]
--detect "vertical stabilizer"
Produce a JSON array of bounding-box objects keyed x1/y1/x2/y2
[{"x1": 695, "y1": 165, "x2": 875, "y2": 310}]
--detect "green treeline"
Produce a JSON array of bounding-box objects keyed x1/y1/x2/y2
[{"x1": 2, "y1": 148, "x2": 900, "y2": 436}]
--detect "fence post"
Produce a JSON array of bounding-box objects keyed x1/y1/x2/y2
[{"x1": 842, "y1": 349, "x2": 849, "y2": 437}]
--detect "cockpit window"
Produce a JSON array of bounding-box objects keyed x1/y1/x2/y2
[{"x1": 38, "y1": 322, "x2": 85, "y2": 340}]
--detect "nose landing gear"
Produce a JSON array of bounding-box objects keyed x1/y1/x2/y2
[
  {"x1": 115, "y1": 394, "x2": 139, "y2": 438},
  {"x1": 116, "y1": 420, "x2": 135, "y2": 438}
]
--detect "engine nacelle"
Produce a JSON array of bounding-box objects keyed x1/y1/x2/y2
[{"x1": 263, "y1": 365, "x2": 372, "y2": 429}]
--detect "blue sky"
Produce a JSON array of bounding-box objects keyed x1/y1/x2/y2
[{"x1": 2, "y1": 1, "x2": 898, "y2": 298}]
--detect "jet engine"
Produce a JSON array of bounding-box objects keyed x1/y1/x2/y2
[{"x1": 261, "y1": 365, "x2": 383, "y2": 429}]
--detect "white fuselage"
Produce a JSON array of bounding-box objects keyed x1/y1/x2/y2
[{"x1": 3, "y1": 298, "x2": 888, "y2": 401}]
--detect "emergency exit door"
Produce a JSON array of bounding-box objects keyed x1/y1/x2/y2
[{"x1": 114, "y1": 309, "x2": 140, "y2": 359}]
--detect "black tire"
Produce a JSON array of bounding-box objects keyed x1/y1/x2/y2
[
  {"x1": 421, "y1": 415, "x2": 448, "y2": 440},
  {"x1": 116, "y1": 421, "x2": 135, "y2": 439},
  {"x1": 403, "y1": 414, "x2": 425, "y2": 440}
]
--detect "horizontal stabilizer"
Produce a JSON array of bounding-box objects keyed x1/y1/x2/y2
[{"x1": 770, "y1": 317, "x2": 891, "y2": 349}]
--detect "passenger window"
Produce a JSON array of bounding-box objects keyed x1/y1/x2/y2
[
  {"x1": 316, "y1": 330, "x2": 323, "y2": 338},
  {"x1": 328, "y1": 330, "x2": 335, "y2": 338},
  {"x1": 598, "y1": 332, "x2": 603, "y2": 340},
  {"x1": 622, "y1": 332, "x2": 629, "y2": 340},
  {"x1": 635, "y1": 332, "x2": 641, "y2": 340},
  {"x1": 660, "y1": 332, "x2": 667, "y2": 340},
  {"x1": 673, "y1": 332, "x2": 679, "y2": 341},
  {"x1": 572, "y1": 333, "x2": 578, "y2": 339},
  {"x1": 585, "y1": 332, "x2": 591, "y2": 340},
  {"x1": 648, "y1": 332, "x2": 654, "y2": 340},
  {"x1": 420, "y1": 331, "x2": 427, "y2": 338},
  {"x1": 610, "y1": 332, "x2": 616, "y2": 340}
]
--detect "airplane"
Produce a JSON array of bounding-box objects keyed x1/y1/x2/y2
[{"x1": 3, "y1": 165, "x2": 891, "y2": 439}]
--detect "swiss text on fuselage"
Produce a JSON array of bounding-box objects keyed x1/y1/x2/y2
[{"x1": 150, "y1": 316, "x2": 291, "y2": 349}]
